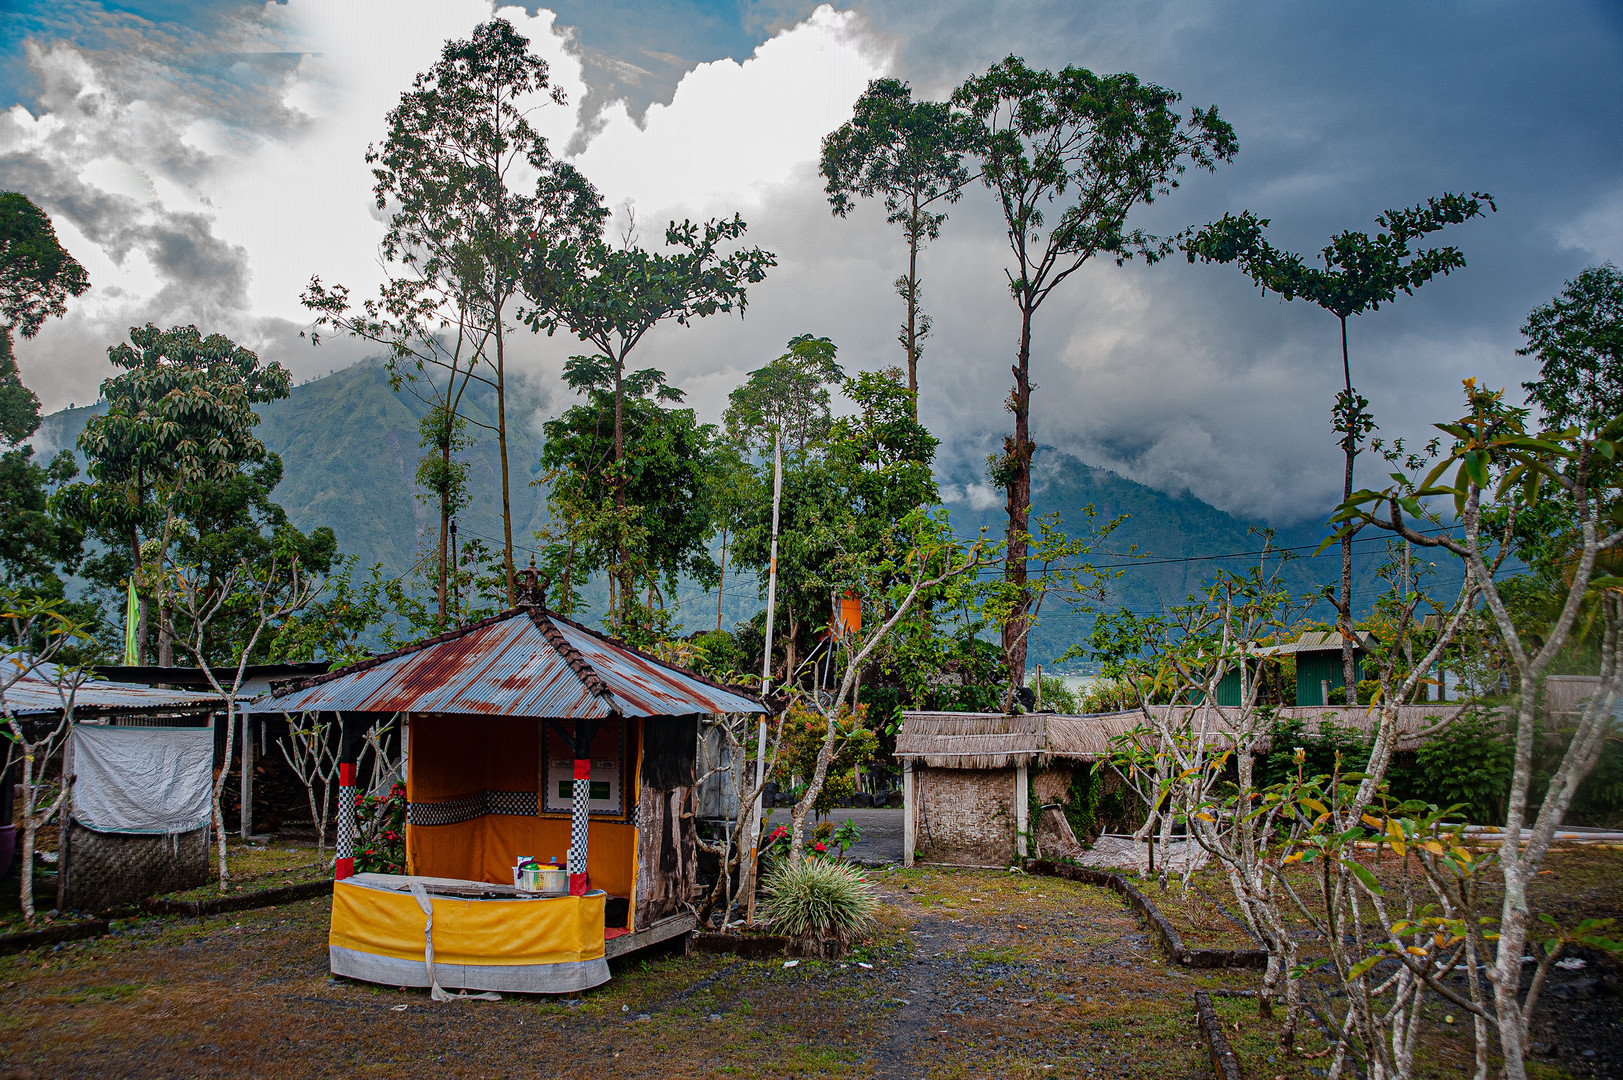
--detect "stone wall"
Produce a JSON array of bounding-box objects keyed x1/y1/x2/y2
[
  {"x1": 914, "y1": 766, "x2": 1017, "y2": 866},
  {"x1": 60, "y1": 819, "x2": 209, "y2": 913}
]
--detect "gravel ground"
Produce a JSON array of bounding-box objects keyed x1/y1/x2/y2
[{"x1": 0, "y1": 867, "x2": 1217, "y2": 1079}]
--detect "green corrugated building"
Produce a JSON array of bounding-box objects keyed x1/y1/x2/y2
[{"x1": 1292, "y1": 631, "x2": 1372, "y2": 706}]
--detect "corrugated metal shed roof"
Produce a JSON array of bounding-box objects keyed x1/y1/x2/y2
[
  {"x1": 1293, "y1": 631, "x2": 1376, "y2": 653},
  {"x1": 241, "y1": 606, "x2": 767, "y2": 718},
  {"x1": 0, "y1": 661, "x2": 222, "y2": 718}
]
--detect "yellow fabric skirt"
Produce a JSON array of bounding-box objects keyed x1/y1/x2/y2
[{"x1": 329, "y1": 875, "x2": 609, "y2": 994}]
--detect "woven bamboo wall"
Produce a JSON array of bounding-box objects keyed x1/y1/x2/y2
[
  {"x1": 60, "y1": 819, "x2": 209, "y2": 913},
  {"x1": 915, "y1": 766, "x2": 1016, "y2": 866}
]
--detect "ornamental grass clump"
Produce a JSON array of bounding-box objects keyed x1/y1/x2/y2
[{"x1": 760, "y1": 857, "x2": 878, "y2": 942}]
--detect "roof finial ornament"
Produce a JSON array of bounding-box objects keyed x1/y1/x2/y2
[{"x1": 518, "y1": 554, "x2": 547, "y2": 609}]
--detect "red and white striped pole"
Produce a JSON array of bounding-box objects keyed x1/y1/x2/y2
[
  {"x1": 335, "y1": 761, "x2": 356, "y2": 880},
  {"x1": 568, "y1": 758, "x2": 591, "y2": 895}
]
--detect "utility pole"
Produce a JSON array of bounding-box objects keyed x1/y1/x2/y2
[{"x1": 744, "y1": 432, "x2": 783, "y2": 925}]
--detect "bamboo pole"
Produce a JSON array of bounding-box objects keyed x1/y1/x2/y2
[{"x1": 743, "y1": 433, "x2": 783, "y2": 926}]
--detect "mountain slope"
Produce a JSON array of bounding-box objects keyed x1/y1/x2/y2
[
  {"x1": 38, "y1": 359, "x2": 1379, "y2": 665},
  {"x1": 38, "y1": 360, "x2": 549, "y2": 578}
]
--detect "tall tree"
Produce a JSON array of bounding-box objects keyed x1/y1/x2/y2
[
  {"x1": 57, "y1": 324, "x2": 291, "y2": 663},
  {"x1": 953, "y1": 56, "x2": 1237, "y2": 691},
  {"x1": 729, "y1": 360, "x2": 938, "y2": 684},
  {"x1": 308, "y1": 18, "x2": 605, "y2": 607},
  {"x1": 1519, "y1": 263, "x2": 1623, "y2": 433},
  {"x1": 538, "y1": 365, "x2": 722, "y2": 633},
  {"x1": 525, "y1": 214, "x2": 774, "y2": 629},
  {"x1": 821, "y1": 79, "x2": 974, "y2": 415},
  {"x1": 722, "y1": 333, "x2": 843, "y2": 455},
  {"x1": 1185, "y1": 192, "x2": 1495, "y2": 701},
  {"x1": 0, "y1": 193, "x2": 89, "y2": 597}
]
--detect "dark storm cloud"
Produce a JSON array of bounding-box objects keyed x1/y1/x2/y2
[{"x1": 558, "y1": 0, "x2": 1621, "y2": 522}]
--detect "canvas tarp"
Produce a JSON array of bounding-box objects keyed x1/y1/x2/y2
[{"x1": 70, "y1": 724, "x2": 213, "y2": 834}]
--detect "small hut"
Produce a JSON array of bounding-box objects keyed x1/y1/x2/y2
[
  {"x1": 897, "y1": 704, "x2": 1457, "y2": 867},
  {"x1": 0, "y1": 665, "x2": 223, "y2": 910},
  {"x1": 243, "y1": 573, "x2": 768, "y2": 995},
  {"x1": 1291, "y1": 631, "x2": 1374, "y2": 705},
  {"x1": 894, "y1": 712, "x2": 1148, "y2": 868}
]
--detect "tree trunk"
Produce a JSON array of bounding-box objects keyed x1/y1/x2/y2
[
  {"x1": 905, "y1": 205, "x2": 920, "y2": 420},
  {"x1": 613, "y1": 355, "x2": 629, "y2": 630},
  {"x1": 131, "y1": 525, "x2": 148, "y2": 665},
  {"x1": 1001, "y1": 303, "x2": 1036, "y2": 701},
  {"x1": 212, "y1": 707, "x2": 236, "y2": 891},
  {"x1": 438, "y1": 435, "x2": 451, "y2": 623},
  {"x1": 495, "y1": 310, "x2": 515, "y2": 607},
  {"x1": 1338, "y1": 315, "x2": 1358, "y2": 704},
  {"x1": 715, "y1": 527, "x2": 728, "y2": 632}
]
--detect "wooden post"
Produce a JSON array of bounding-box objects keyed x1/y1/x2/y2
[
  {"x1": 239, "y1": 712, "x2": 254, "y2": 840},
  {"x1": 335, "y1": 761, "x2": 356, "y2": 880},
  {"x1": 568, "y1": 757, "x2": 592, "y2": 895},
  {"x1": 1015, "y1": 760, "x2": 1029, "y2": 859},
  {"x1": 902, "y1": 759, "x2": 915, "y2": 868}
]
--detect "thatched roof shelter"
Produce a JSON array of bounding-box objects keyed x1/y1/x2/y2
[{"x1": 897, "y1": 703, "x2": 1473, "y2": 769}]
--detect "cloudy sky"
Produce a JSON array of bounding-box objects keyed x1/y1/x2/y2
[{"x1": 3, "y1": 0, "x2": 1620, "y2": 524}]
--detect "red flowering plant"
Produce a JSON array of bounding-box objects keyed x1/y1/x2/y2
[
  {"x1": 768, "y1": 702, "x2": 878, "y2": 818},
  {"x1": 354, "y1": 782, "x2": 407, "y2": 875}
]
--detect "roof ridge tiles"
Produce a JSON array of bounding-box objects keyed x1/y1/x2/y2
[
  {"x1": 527, "y1": 608, "x2": 613, "y2": 702},
  {"x1": 542, "y1": 608, "x2": 770, "y2": 709}
]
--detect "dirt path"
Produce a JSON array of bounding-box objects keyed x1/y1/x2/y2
[{"x1": 0, "y1": 868, "x2": 1214, "y2": 1079}]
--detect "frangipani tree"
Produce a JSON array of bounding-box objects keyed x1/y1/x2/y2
[{"x1": 1329, "y1": 380, "x2": 1622, "y2": 1078}]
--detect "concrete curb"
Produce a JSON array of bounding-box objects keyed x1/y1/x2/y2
[
  {"x1": 143, "y1": 878, "x2": 331, "y2": 917},
  {"x1": 1024, "y1": 859, "x2": 1267, "y2": 969},
  {"x1": 0, "y1": 918, "x2": 109, "y2": 956},
  {"x1": 1193, "y1": 989, "x2": 1247, "y2": 1080}
]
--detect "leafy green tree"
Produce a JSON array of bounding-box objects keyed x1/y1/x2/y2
[
  {"x1": 525, "y1": 214, "x2": 774, "y2": 626},
  {"x1": 538, "y1": 365, "x2": 722, "y2": 630},
  {"x1": 821, "y1": 79, "x2": 974, "y2": 413},
  {"x1": 166, "y1": 458, "x2": 338, "y2": 667},
  {"x1": 305, "y1": 18, "x2": 604, "y2": 608},
  {"x1": 57, "y1": 324, "x2": 291, "y2": 663},
  {"x1": 729, "y1": 360, "x2": 939, "y2": 683},
  {"x1": 0, "y1": 192, "x2": 89, "y2": 351},
  {"x1": 1185, "y1": 192, "x2": 1495, "y2": 701},
  {"x1": 722, "y1": 334, "x2": 843, "y2": 454},
  {"x1": 953, "y1": 56, "x2": 1238, "y2": 691},
  {"x1": 0, "y1": 193, "x2": 89, "y2": 597},
  {"x1": 1520, "y1": 263, "x2": 1623, "y2": 433}
]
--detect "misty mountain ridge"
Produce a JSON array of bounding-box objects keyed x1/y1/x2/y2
[{"x1": 37, "y1": 358, "x2": 1374, "y2": 666}]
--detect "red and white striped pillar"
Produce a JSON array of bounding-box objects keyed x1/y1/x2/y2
[
  {"x1": 568, "y1": 758, "x2": 591, "y2": 895},
  {"x1": 335, "y1": 761, "x2": 356, "y2": 880}
]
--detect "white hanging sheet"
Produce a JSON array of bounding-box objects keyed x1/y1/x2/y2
[{"x1": 70, "y1": 724, "x2": 213, "y2": 834}]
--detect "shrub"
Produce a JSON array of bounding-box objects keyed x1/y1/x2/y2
[
  {"x1": 759, "y1": 857, "x2": 879, "y2": 942},
  {"x1": 1037, "y1": 675, "x2": 1079, "y2": 713},
  {"x1": 354, "y1": 783, "x2": 406, "y2": 875},
  {"x1": 1409, "y1": 709, "x2": 1513, "y2": 824}
]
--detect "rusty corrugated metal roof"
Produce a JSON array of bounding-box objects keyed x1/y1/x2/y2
[
  {"x1": 0, "y1": 660, "x2": 222, "y2": 718},
  {"x1": 241, "y1": 606, "x2": 767, "y2": 718}
]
